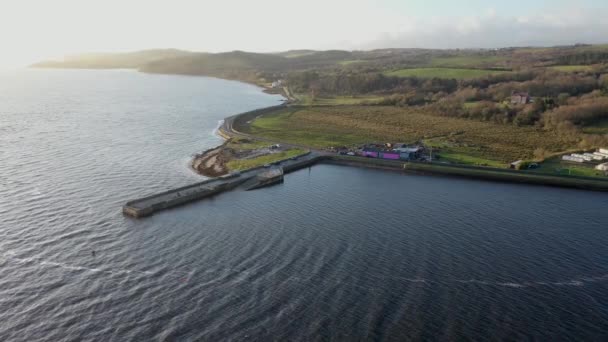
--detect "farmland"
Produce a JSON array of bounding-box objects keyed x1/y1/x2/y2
[{"x1": 384, "y1": 67, "x2": 509, "y2": 79}]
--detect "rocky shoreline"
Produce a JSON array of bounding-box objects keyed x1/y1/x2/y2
[
  {"x1": 191, "y1": 136, "x2": 296, "y2": 177},
  {"x1": 191, "y1": 141, "x2": 232, "y2": 177}
]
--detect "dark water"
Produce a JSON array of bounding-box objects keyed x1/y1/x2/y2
[{"x1": 1, "y1": 69, "x2": 608, "y2": 341}]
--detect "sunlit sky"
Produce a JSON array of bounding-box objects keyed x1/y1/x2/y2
[{"x1": 1, "y1": 0, "x2": 607, "y2": 67}]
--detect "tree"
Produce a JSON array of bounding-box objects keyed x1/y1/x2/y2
[{"x1": 557, "y1": 93, "x2": 570, "y2": 105}]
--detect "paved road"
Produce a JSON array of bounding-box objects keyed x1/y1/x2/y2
[{"x1": 221, "y1": 109, "x2": 329, "y2": 154}]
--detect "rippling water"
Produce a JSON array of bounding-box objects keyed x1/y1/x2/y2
[{"x1": 1, "y1": 69, "x2": 608, "y2": 341}]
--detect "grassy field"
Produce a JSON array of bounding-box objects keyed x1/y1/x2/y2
[
  {"x1": 338, "y1": 60, "x2": 364, "y2": 65},
  {"x1": 528, "y1": 157, "x2": 606, "y2": 178},
  {"x1": 582, "y1": 119, "x2": 608, "y2": 134},
  {"x1": 384, "y1": 68, "x2": 509, "y2": 79},
  {"x1": 245, "y1": 106, "x2": 581, "y2": 164},
  {"x1": 294, "y1": 94, "x2": 385, "y2": 106},
  {"x1": 226, "y1": 149, "x2": 305, "y2": 171},
  {"x1": 227, "y1": 138, "x2": 270, "y2": 150},
  {"x1": 549, "y1": 65, "x2": 594, "y2": 72},
  {"x1": 430, "y1": 56, "x2": 509, "y2": 68}
]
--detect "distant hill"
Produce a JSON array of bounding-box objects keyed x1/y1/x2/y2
[
  {"x1": 32, "y1": 49, "x2": 196, "y2": 69},
  {"x1": 32, "y1": 45, "x2": 608, "y2": 85},
  {"x1": 274, "y1": 50, "x2": 318, "y2": 58},
  {"x1": 141, "y1": 51, "x2": 289, "y2": 75},
  {"x1": 33, "y1": 48, "x2": 365, "y2": 83}
]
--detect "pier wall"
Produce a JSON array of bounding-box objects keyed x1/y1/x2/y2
[{"x1": 324, "y1": 155, "x2": 608, "y2": 192}]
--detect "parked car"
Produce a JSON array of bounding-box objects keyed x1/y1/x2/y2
[{"x1": 346, "y1": 152, "x2": 356, "y2": 156}]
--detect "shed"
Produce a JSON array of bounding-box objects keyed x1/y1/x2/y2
[{"x1": 510, "y1": 160, "x2": 524, "y2": 169}]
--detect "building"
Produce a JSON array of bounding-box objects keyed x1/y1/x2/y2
[
  {"x1": 596, "y1": 163, "x2": 608, "y2": 171},
  {"x1": 361, "y1": 149, "x2": 379, "y2": 158},
  {"x1": 562, "y1": 155, "x2": 585, "y2": 163},
  {"x1": 360, "y1": 145, "x2": 417, "y2": 161},
  {"x1": 510, "y1": 160, "x2": 524, "y2": 169},
  {"x1": 511, "y1": 92, "x2": 530, "y2": 105},
  {"x1": 271, "y1": 80, "x2": 284, "y2": 88},
  {"x1": 379, "y1": 152, "x2": 400, "y2": 160},
  {"x1": 593, "y1": 152, "x2": 608, "y2": 160},
  {"x1": 393, "y1": 146, "x2": 422, "y2": 160}
]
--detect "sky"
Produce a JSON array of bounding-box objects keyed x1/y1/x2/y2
[{"x1": 1, "y1": 0, "x2": 607, "y2": 67}]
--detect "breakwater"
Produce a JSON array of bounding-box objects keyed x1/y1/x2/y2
[{"x1": 123, "y1": 152, "x2": 319, "y2": 218}]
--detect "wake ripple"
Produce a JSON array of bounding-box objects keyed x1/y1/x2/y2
[{"x1": 1, "y1": 251, "x2": 194, "y2": 282}]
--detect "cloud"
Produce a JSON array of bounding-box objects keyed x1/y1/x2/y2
[{"x1": 358, "y1": 7, "x2": 608, "y2": 49}]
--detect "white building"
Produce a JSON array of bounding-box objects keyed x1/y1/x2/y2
[
  {"x1": 593, "y1": 152, "x2": 607, "y2": 160},
  {"x1": 562, "y1": 155, "x2": 585, "y2": 163},
  {"x1": 596, "y1": 163, "x2": 608, "y2": 171}
]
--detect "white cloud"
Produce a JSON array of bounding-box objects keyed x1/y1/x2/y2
[{"x1": 359, "y1": 7, "x2": 608, "y2": 49}]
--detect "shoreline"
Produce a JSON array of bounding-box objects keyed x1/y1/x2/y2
[
  {"x1": 191, "y1": 140, "x2": 231, "y2": 177},
  {"x1": 32, "y1": 66, "x2": 608, "y2": 191}
]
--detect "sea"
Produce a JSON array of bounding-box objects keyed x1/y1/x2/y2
[{"x1": 1, "y1": 69, "x2": 608, "y2": 341}]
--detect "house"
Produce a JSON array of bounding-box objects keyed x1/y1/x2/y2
[
  {"x1": 271, "y1": 80, "x2": 284, "y2": 88},
  {"x1": 510, "y1": 160, "x2": 524, "y2": 169},
  {"x1": 511, "y1": 92, "x2": 530, "y2": 105},
  {"x1": 596, "y1": 163, "x2": 608, "y2": 171}
]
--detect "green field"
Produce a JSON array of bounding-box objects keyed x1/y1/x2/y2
[
  {"x1": 529, "y1": 157, "x2": 607, "y2": 178},
  {"x1": 582, "y1": 119, "x2": 608, "y2": 134},
  {"x1": 549, "y1": 65, "x2": 594, "y2": 72},
  {"x1": 226, "y1": 149, "x2": 305, "y2": 171},
  {"x1": 228, "y1": 138, "x2": 270, "y2": 150},
  {"x1": 384, "y1": 68, "x2": 509, "y2": 79},
  {"x1": 294, "y1": 94, "x2": 385, "y2": 106},
  {"x1": 430, "y1": 56, "x2": 509, "y2": 68},
  {"x1": 338, "y1": 60, "x2": 364, "y2": 65},
  {"x1": 245, "y1": 106, "x2": 580, "y2": 164}
]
